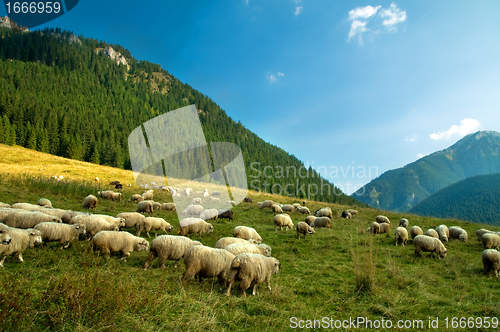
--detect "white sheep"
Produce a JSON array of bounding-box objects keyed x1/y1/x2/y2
[
  {"x1": 271, "y1": 204, "x2": 283, "y2": 214},
  {"x1": 99, "y1": 190, "x2": 114, "y2": 200},
  {"x1": 259, "y1": 200, "x2": 274, "y2": 209},
  {"x1": 435, "y1": 225, "x2": 449, "y2": 243},
  {"x1": 233, "y1": 226, "x2": 262, "y2": 244},
  {"x1": 2, "y1": 211, "x2": 61, "y2": 229},
  {"x1": 214, "y1": 237, "x2": 257, "y2": 249},
  {"x1": 274, "y1": 214, "x2": 294, "y2": 232},
  {"x1": 137, "y1": 217, "x2": 173, "y2": 238},
  {"x1": 0, "y1": 202, "x2": 11, "y2": 208},
  {"x1": 190, "y1": 198, "x2": 202, "y2": 205},
  {"x1": 182, "y1": 204, "x2": 204, "y2": 217},
  {"x1": 293, "y1": 203, "x2": 301, "y2": 210},
  {"x1": 346, "y1": 209, "x2": 358, "y2": 216},
  {"x1": 304, "y1": 215, "x2": 316, "y2": 226},
  {"x1": 141, "y1": 191, "x2": 154, "y2": 201},
  {"x1": 34, "y1": 222, "x2": 86, "y2": 248},
  {"x1": 223, "y1": 243, "x2": 272, "y2": 257},
  {"x1": 38, "y1": 208, "x2": 68, "y2": 219},
  {"x1": 476, "y1": 229, "x2": 494, "y2": 242},
  {"x1": 394, "y1": 227, "x2": 408, "y2": 246},
  {"x1": 315, "y1": 207, "x2": 333, "y2": 219},
  {"x1": 152, "y1": 202, "x2": 161, "y2": 211},
  {"x1": 226, "y1": 253, "x2": 280, "y2": 297},
  {"x1": 93, "y1": 215, "x2": 126, "y2": 228},
  {"x1": 199, "y1": 209, "x2": 218, "y2": 221},
  {"x1": 209, "y1": 197, "x2": 220, "y2": 202},
  {"x1": 410, "y1": 226, "x2": 423, "y2": 239},
  {"x1": 424, "y1": 229, "x2": 439, "y2": 239},
  {"x1": 144, "y1": 235, "x2": 202, "y2": 269},
  {"x1": 82, "y1": 195, "x2": 98, "y2": 210},
  {"x1": 413, "y1": 235, "x2": 447, "y2": 259},
  {"x1": 340, "y1": 211, "x2": 352, "y2": 219},
  {"x1": 481, "y1": 233, "x2": 500, "y2": 250},
  {"x1": 482, "y1": 249, "x2": 500, "y2": 277},
  {"x1": 69, "y1": 215, "x2": 118, "y2": 237},
  {"x1": 367, "y1": 222, "x2": 380, "y2": 235},
  {"x1": 311, "y1": 217, "x2": 331, "y2": 229},
  {"x1": 449, "y1": 226, "x2": 468, "y2": 242},
  {"x1": 0, "y1": 227, "x2": 42, "y2": 267},
  {"x1": 116, "y1": 212, "x2": 146, "y2": 229},
  {"x1": 182, "y1": 245, "x2": 236, "y2": 283},
  {"x1": 111, "y1": 192, "x2": 122, "y2": 201},
  {"x1": 296, "y1": 221, "x2": 315, "y2": 239},
  {"x1": 298, "y1": 207, "x2": 310, "y2": 215},
  {"x1": 11, "y1": 203, "x2": 44, "y2": 211},
  {"x1": 161, "y1": 203, "x2": 176, "y2": 211},
  {"x1": 136, "y1": 200, "x2": 154, "y2": 214},
  {"x1": 88, "y1": 231, "x2": 149, "y2": 261},
  {"x1": 37, "y1": 198, "x2": 52, "y2": 208},
  {"x1": 379, "y1": 222, "x2": 390, "y2": 234},
  {"x1": 376, "y1": 215, "x2": 390, "y2": 224},
  {"x1": 281, "y1": 204, "x2": 295, "y2": 213},
  {"x1": 399, "y1": 218, "x2": 409, "y2": 228},
  {"x1": 0, "y1": 223, "x2": 11, "y2": 245},
  {"x1": 128, "y1": 194, "x2": 142, "y2": 202},
  {"x1": 178, "y1": 218, "x2": 214, "y2": 237}
]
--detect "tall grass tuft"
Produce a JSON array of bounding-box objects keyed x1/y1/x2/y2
[{"x1": 352, "y1": 235, "x2": 375, "y2": 293}]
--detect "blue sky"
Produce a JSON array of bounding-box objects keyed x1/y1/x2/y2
[{"x1": 2, "y1": 1, "x2": 500, "y2": 194}]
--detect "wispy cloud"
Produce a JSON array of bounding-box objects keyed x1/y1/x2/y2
[
  {"x1": 293, "y1": 0, "x2": 303, "y2": 16},
  {"x1": 347, "y1": 3, "x2": 406, "y2": 45},
  {"x1": 405, "y1": 135, "x2": 418, "y2": 142},
  {"x1": 430, "y1": 118, "x2": 483, "y2": 141},
  {"x1": 416, "y1": 152, "x2": 428, "y2": 159},
  {"x1": 267, "y1": 72, "x2": 284, "y2": 83},
  {"x1": 242, "y1": 0, "x2": 249, "y2": 5}
]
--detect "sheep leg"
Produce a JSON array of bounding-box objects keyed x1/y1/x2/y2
[
  {"x1": 120, "y1": 251, "x2": 130, "y2": 261},
  {"x1": 251, "y1": 283, "x2": 258, "y2": 296},
  {"x1": 0, "y1": 256, "x2": 6, "y2": 267},
  {"x1": 16, "y1": 252, "x2": 24, "y2": 262},
  {"x1": 144, "y1": 251, "x2": 157, "y2": 270},
  {"x1": 63, "y1": 241, "x2": 70, "y2": 249}
]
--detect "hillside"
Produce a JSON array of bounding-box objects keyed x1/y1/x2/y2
[
  {"x1": 352, "y1": 131, "x2": 500, "y2": 212},
  {"x1": 0, "y1": 143, "x2": 499, "y2": 331},
  {"x1": 410, "y1": 173, "x2": 500, "y2": 225},
  {"x1": 0, "y1": 25, "x2": 362, "y2": 206}
]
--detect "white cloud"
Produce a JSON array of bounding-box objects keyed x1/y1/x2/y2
[
  {"x1": 379, "y1": 3, "x2": 407, "y2": 31},
  {"x1": 267, "y1": 72, "x2": 284, "y2": 83},
  {"x1": 405, "y1": 135, "x2": 418, "y2": 142},
  {"x1": 295, "y1": 6, "x2": 303, "y2": 16},
  {"x1": 347, "y1": 5, "x2": 381, "y2": 43},
  {"x1": 430, "y1": 118, "x2": 483, "y2": 141},
  {"x1": 277, "y1": 72, "x2": 285, "y2": 77}
]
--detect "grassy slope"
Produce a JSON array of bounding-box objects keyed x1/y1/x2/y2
[{"x1": 0, "y1": 144, "x2": 500, "y2": 331}]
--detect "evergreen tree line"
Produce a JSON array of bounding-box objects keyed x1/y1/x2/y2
[{"x1": 0, "y1": 27, "x2": 365, "y2": 206}]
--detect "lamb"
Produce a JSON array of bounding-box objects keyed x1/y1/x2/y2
[
  {"x1": 224, "y1": 243, "x2": 272, "y2": 257},
  {"x1": 99, "y1": 190, "x2": 114, "y2": 200},
  {"x1": 298, "y1": 207, "x2": 310, "y2": 215},
  {"x1": 424, "y1": 229, "x2": 439, "y2": 239},
  {"x1": 88, "y1": 231, "x2": 149, "y2": 261},
  {"x1": 233, "y1": 226, "x2": 262, "y2": 244},
  {"x1": 340, "y1": 211, "x2": 352, "y2": 219},
  {"x1": 111, "y1": 192, "x2": 122, "y2": 201},
  {"x1": 259, "y1": 200, "x2": 274, "y2": 209},
  {"x1": 161, "y1": 203, "x2": 176, "y2": 211},
  {"x1": 115, "y1": 212, "x2": 146, "y2": 229},
  {"x1": 271, "y1": 204, "x2": 283, "y2": 214},
  {"x1": 214, "y1": 237, "x2": 257, "y2": 249},
  {"x1": 304, "y1": 215, "x2": 316, "y2": 226},
  {"x1": 310, "y1": 217, "x2": 331, "y2": 229},
  {"x1": 136, "y1": 201, "x2": 153, "y2": 214},
  {"x1": 69, "y1": 215, "x2": 118, "y2": 237},
  {"x1": 152, "y1": 202, "x2": 161, "y2": 211},
  {"x1": 482, "y1": 249, "x2": 500, "y2": 277},
  {"x1": 0, "y1": 227, "x2": 42, "y2": 267},
  {"x1": 190, "y1": 198, "x2": 202, "y2": 205},
  {"x1": 34, "y1": 222, "x2": 86, "y2": 249},
  {"x1": 2, "y1": 211, "x2": 61, "y2": 229},
  {"x1": 481, "y1": 233, "x2": 500, "y2": 250},
  {"x1": 399, "y1": 218, "x2": 409, "y2": 228},
  {"x1": 315, "y1": 207, "x2": 333, "y2": 219},
  {"x1": 37, "y1": 198, "x2": 52, "y2": 208},
  {"x1": 296, "y1": 221, "x2": 315, "y2": 239},
  {"x1": 144, "y1": 235, "x2": 202, "y2": 269},
  {"x1": 226, "y1": 253, "x2": 280, "y2": 297},
  {"x1": 199, "y1": 209, "x2": 218, "y2": 221},
  {"x1": 413, "y1": 235, "x2": 447, "y2": 259},
  {"x1": 346, "y1": 209, "x2": 358, "y2": 216},
  {"x1": 243, "y1": 197, "x2": 253, "y2": 203},
  {"x1": 379, "y1": 222, "x2": 390, "y2": 234},
  {"x1": 410, "y1": 226, "x2": 423, "y2": 239},
  {"x1": 141, "y1": 191, "x2": 154, "y2": 201},
  {"x1": 82, "y1": 195, "x2": 98, "y2": 210},
  {"x1": 128, "y1": 194, "x2": 142, "y2": 202},
  {"x1": 93, "y1": 215, "x2": 126, "y2": 228},
  {"x1": 394, "y1": 227, "x2": 408, "y2": 246},
  {"x1": 435, "y1": 225, "x2": 449, "y2": 243},
  {"x1": 281, "y1": 205, "x2": 295, "y2": 213},
  {"x1": 476, "y1": 229, "x2": 495, "y2": 242},
  {"x1": 136, "y1": 217, "x2": 173, "y2": 238},
  {"x1": 367, "y1": 222, "x2": 380, "y2": 235},
  {"x1": 274, "y1": 214, "x2": 294, "y2": 232},
  {"x1": 182, "y1": 245, "x2": 236, "y2": 283},
  {"x1": 0, "y1": 202, "x2": 11, "y2": 208},
  {"x1": 218, "y1": 209, "x2": 234, "y2": 221},
  {"x1": 376, "y1": 215, "x2": 390, "y2": 224},
  {"x1": 177, "y1": 218, "x2": 214, "y2": 237},
  {"x1": 181, "y1": 204, "x2": 204, "y2": 217},
  {"x1": 449, "y1": 226, "x2": 468, "y2": 242}
]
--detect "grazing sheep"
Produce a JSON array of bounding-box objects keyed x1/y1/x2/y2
[
  {"x1": 0, "y1": 208, "x2": 27, "y2": 223},
  {"x1": 304, "y1": 215, "x2": 317, "y2": 226},
  {"x1": 182, "y1": 204, "x2": 204, "y2": 217},
  {"x1": 37, "y1": 208, "x2": 68, "y2": 219},
  {"x1": 274, "y1": 214, "x2": 294, "y2": 232},
  {"x1": 218, "y1": 209, "x2": 234, "y2": 221},
  {"x1": 99, "y1": 190, "x2": 114, "y2": 200},
  {"x1": 298, "y1": 207, "x2": 310, "y2": 215},
  {"x1": 482, "y1": 249, "x2": 500, "y2": 277},
  {"x1": 178, "y1": 218, "x2": 214, "y2": 237},
  {"x1": 233, "y1": 226, "x2": 262, "y2": 244},
  {"x1": 182, "y1": 245, "x2": 235, "y2": 283},
  {"x1": 191, "y1": 198, "x2": 202, "y2": 205},
  {"x1": 88, "y1": 231, "x2": 149, "y2": 261},
  {"x1": 61, "y1": 211, "x2": 90, "y2": 223},
  {"x1": 302, "y1": 200, "x2": 307, "y2": 206},
  {"x1": 424, "y1": 229, "x2": 439, "y2": 239},
  {"x1": 128, "y1": 194, "x2": 142, "y2": 202},
  {"x1": 224, "y1": 243, "x2": 272, "y2": 257},
  {"x1": 116, "y1": 212, "x2": 146, "y2": 229},
  {"x1": 11, "y1": 203, "x2": 44, "y2": 211},
  {"x1": 476, "y1": 229, "x2": 495, "y2": 242},
  {"x1": 202, "y1": 192, "x2": 209, "y2": 198},
  {"x1": 34, "y1": 222, "x2": 86, "y2": 248},
  {"x1": 0, "y1": 227, "x2": 42, "y2": 267},
  {"x1": 141, "y1": 191, "x2": 154, "y2": 201},
  {"x1": 161, "y1": 203, "x2": 176, "y2": 211},
  {"x1": 111, "y1": 192, "x2": 122, "y2": 201},
  {"x1": 144, "y1": 235, "x2": 202, "y2": 269},
  {"x1": 37, "y1": 198, "x2": 52, "y2": 208},
  {"x1": 481, "y1": 233, "x2": 500, "y2": 250},
  {"x1": 315, "y1": 207, "x2": 333, "y2": 219},
  {"x1": 199, "y1": 209, "x2": 218, "y2": 221},
  {"x1": 367, "y1": 222, "x2": 380, "y2": 235},
  {"x1": 435, "y1": 225, "x2": 449, "y2": 243},
  {"x1": 296, "y1": 221, "x2": 315, "y2": 239},
  {"x1": 211, "y1": 191, "x2": 221, "y2": 197},
  {"x1": 281, "y1": 205, "x2": 295, "y2": 213},
  {"x1": 210, "y1": 197, "x2": 220, "y2": 202},
  {"x1": 215, "y1": 237, "x2": 257, "y2": 249},
  {"x1": 243, "y1": 197, "x2": 253, "y2": 203},
  {"x1": 93, "y1": 215, "x2": 126, "y2": 228},
  {"x1": 69, "y1": 215, "x2": 118, "y2": 237},
  {"x1": 376, "y1": 215, "x2": 390, "y2": 224},
  {"x1": 259, "y1": 200, "x2": 274, "y2": 209},
  {"x1": 394, "y1": 227, "x2": 408, "y2": 246},
  {"x1": 410, "y1": 226, "x2": 423, "y2": 239},
  {"x1": 152, "y1": 202, "x2": 161, "y2": 211},
  {"x1": 413, "y1": 235, "x2": 447, "y2": 259},
  {"x1": 293, "y1": 203, "x2": 301, "y2": 210},
  {"x1": 346, "y1": 209, "x2": 358, "y2": 216},
  {"x1": 310, "y1": 217, "x2": 331, "y2": 229},
  {"x1": 0, "y1": 203, "x2": 11, "y2": 208},
  {"x1": 136, "y1": 217, "x2": 173, "y2": 238},
  {"x1": 271, "y1": 204, "x2": 283, "y2": 214},
  {"x1": 379, "y1": 222, "x2": 390, "y2": 234},
  {"x1": 136, "y1": 201, "x2": 154, "y2": 214},
  {"x1": 340, "y1": 211, "x2": 352, "y2": 219},
  {"x1": 226, "y1": 253, "x2": 280, "y2": 297},
  {"x1": 399, "y1": 218, "x2": 409, "y2": 228},
  {"x1": 449, "y1": 226, "x2": 468, "y2": 242},
  {"x1": 2, "y1": 211, "x2": 61, "y2": 229},
  {"x1": 82, "y1": 195, "x2": 98, "y2": 210}
]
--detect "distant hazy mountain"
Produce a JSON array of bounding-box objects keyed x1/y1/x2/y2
[
  {"x1": 351, "y1": 131, "x2": 500, "y2": 212},
  {"x1": 409, "y1": 173, "x2": 500, "y2": 226}
]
